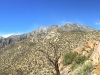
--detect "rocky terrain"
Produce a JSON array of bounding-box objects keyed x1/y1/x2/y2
[{"x1": 0, "y1": 23, "x2": 100, "y2": 75}]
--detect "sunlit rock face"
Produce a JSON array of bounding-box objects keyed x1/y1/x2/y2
[
  {"x1": 90, "y1": 41, "x2": 100, "y2": 65},
  {"x1": 91, "y1": 63, "x2": 100, "y2": 75},
  {"x1": 73, "y1": 40, "x2": 96, "y2": 57}
]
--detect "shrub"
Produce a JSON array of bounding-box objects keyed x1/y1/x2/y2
[
  {"x1": 63, "y1": 51, "x2": 88, "y2": 72},
  {"x1": 74, "y1": 55, "x2": 87, "y2": 64},
  {"x1": 71, "y1": 63, "x2": 79, "y2": 71},
  {"x1": 63, "y1": 51, "x2": 77, "y2": 65},
  {"x1": 77, "y1": 64, "x2": 93, "y2": 75},
  {"x1": 88, "y1": 48, "x2": 94, "y2": 58}
]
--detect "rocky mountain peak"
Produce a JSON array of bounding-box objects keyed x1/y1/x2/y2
[
  {"x1": 33, "y1": 26, "x2": 49, "y2": 34},
  {"x1": 62, "y1": 23, "x2": 95, "y2": 32}
]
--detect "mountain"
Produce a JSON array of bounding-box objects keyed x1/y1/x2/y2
[
  {"x1": 0, "y1": 23, "x2": 99, "y2": 75},
  {"x1": 59, "y1": 23, "x2": 94, "y2": 32},
  {"x1": 0, "y1": 23, "x2": 95, "y2": 49}
]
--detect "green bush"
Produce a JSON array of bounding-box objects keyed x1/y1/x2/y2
[
  {"x1": 74, "y1": 56, "x2": 87, "y2": 64},
  {"x1": 71, "y1": 63, "x2": 79, "y2": 71},
  {"x1": 74, "y1": 64, "x2": 93, "y2": 75},
  {"x1": 88, "y1": 48, "x2": 94, "y2": 58},
  {"x1": 83, "y1": 65, "x2": 91, "y2": 73},
  {"x1": 71, "y1": 56, "x2": 88, "y2": 71},
  {"x1": 63, "y1": 51, "x2": 88, "y2": 71},
  {"x1": 63, "y1": 51, "x2": 77, "y2": 65}
]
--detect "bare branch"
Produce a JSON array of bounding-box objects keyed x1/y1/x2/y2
[
  {"x1": 37, "y1": 42, "x2": 61, "y2": 75},
  {"x1": 37, "y1": 50, "x2": 55, "y2": 66}
]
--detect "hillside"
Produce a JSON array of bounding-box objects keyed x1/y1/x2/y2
[{"x1": 0, "y1": 23, "x2": 100, "y2": 75}]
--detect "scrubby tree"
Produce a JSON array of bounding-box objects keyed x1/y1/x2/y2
[{"x1": 38, "y1": 42, "x2": 61, "y2": 75}]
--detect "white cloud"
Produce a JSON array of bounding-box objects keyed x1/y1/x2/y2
[
  {"x1": 2, "y1": 34, "x2": 15, "y2": 38},
  {"x1": 95, "y1": 22, "x2": 100, "y2": 25},
  {"x1": 0, "y1": 33, "x2": 22, "y2": 38}
]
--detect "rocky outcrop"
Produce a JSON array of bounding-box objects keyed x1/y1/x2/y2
[
  {"x1": 91, "y1": 63, "x2": 100, "y2": 75},
  {"x1": 58, "y1": 56, "x2": 71, "y2": 75},
  {"x1": 90, "y1": 41, "x2": 100, "y2": 65},
  {"x1": 73, "y1": 40, "x2": 95, "y2": 57},
  {"x1": 73, "y1": 46, "x2": 84, "y2": 54},
  {"x1": 89, "y1": 40, "x2": 100, "y2": 75}
]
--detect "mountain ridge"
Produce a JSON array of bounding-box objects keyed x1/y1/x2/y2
[{"x1": 0, "y1": 23, "x2": 95, "y2": 49}]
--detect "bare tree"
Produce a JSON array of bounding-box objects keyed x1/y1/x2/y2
[{"x1": 38, "y1": 42, "x2": 61, "y2": 75}]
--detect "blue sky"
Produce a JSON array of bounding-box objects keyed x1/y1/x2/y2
[{"x1": 0, "y1": 0, "x2": 100, "y2": 37}]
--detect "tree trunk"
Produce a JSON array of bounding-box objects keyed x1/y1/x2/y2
[{"x1": 55, "y1": 63, "x2": 60, "y2": 75}]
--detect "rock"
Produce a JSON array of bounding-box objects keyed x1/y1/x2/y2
[
  {"x1": 87, "y1": 40, "x2": 96, "y2": 49},
  {"x1": 60, "y1": 65, "x2": 71, "y2": 75},
  {"x1": 82, "y1": 51, "x2": 88, "y2": 57},
  {"x1": 73, "y1": 46, "x2": 84, "y2": 54},
  {"x1": 91, "y1": 63, "x2": 100, "y2": 75},
  {"x1": 90, "y1": 41, "x2": 100, "y2": 65}
]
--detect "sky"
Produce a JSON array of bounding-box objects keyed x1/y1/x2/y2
[{"x1": 0, "y1": 0, "x2": 100, "y2": 37}]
